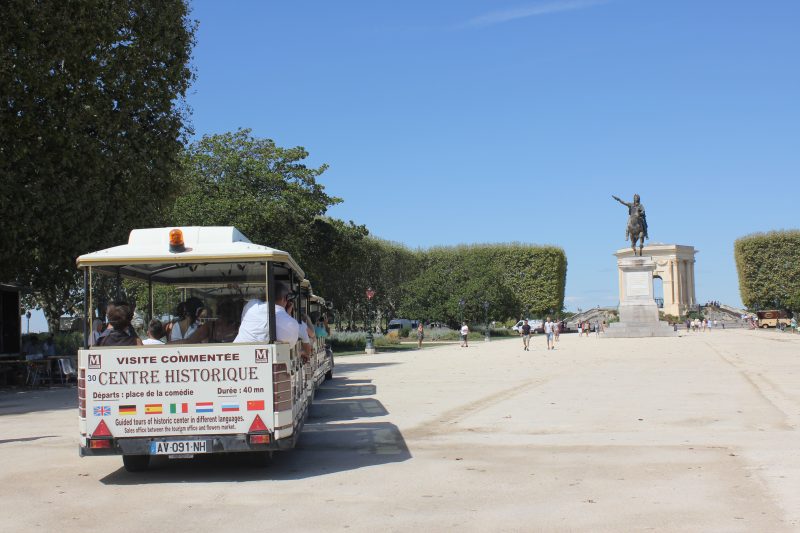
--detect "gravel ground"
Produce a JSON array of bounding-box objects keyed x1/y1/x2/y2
[{"x1": 1, "y1": 328, "x2": 798, "y2": 532}]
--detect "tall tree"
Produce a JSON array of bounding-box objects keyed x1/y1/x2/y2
[
  {"x1": 171, "y1": 129, "x2": 341, "y2": 263},
  {"x1": 0, "y1": 0, "x2": 195, "y2": 329}
]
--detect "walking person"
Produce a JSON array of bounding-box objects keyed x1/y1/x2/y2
[
  {"x1": 544, "y1": 316, "x2": 555, "y2": 350},
  {"x1": 520, "y1": 319, "x2": 531, "y2": 351},
  {"x1": 554, "y1": 321, "x2": 560, "y2": 343},
  {"x1": 416, "y1": 322, "x2": 424, "y2": 349},
  {"x1": 460, "y1": 322, "x2": 469, "y2": 348}
]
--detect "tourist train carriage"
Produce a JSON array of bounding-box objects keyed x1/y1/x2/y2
[{"x1": 76, "y1": 226, "x2": 329, "y2": 471}]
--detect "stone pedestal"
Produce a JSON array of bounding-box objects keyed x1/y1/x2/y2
[
  {"x1": 605, "y1": 256, "x2": 676, "y2": 338},
  {"x1": 615, "y1": 244, "x2": 697, "y2": 317}
]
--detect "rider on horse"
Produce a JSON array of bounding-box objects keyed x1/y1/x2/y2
[{"x1": 613, "y1": 194, "x2": 648, "y2": 240}]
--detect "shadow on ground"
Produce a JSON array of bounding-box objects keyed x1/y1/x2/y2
[
  {"x1": 99, "y1": 375, "x2": 410, "y2": 485},
  {"x1": 0, "y1": 387, "x2": 77, "y2": 416},
  {"x1": 334, "y1": 361, "x2": 400, "y2": 373}
]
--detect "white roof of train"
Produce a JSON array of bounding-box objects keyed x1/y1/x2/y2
[{"x1": 76, "y1": 226, "x2": 304, "y2": 278}]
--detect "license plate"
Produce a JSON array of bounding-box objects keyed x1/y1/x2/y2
[{"x1": 149, "y1": 440, "x2": 208, "y2": 455}]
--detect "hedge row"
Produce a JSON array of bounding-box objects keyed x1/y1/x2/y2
[
  {"x1": 398, "y1": 244, "x2": 567, "y2": 326},
  {"x1": 734, "y1": 230, "x2": 800, "y2": 312}
]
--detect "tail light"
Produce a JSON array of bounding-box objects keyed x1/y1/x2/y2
[
  {"x1": 78, "y1": 368, "x2": 86, "y2": 418},
  {"x1": 273, "y1": 363, "x2": 291, "y2": 412},
  {"x1": 249, "y1": 434, "x2": 270, "y2": 445},
  {"x1": 248, "y1": 415, "x2": 270, "y2": 445},
  {"x1": 89, "y1": 419, "x2": 113, "y2": 449}
]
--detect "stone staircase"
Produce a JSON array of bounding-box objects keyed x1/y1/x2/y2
[{"x1": 566, "y1": 307, "x2": 617, "y2": 329}]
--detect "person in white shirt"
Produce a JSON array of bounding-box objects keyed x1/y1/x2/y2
[
  {"x1": 460, "y1": 322, "x2": 469, "y2": 348},
  {"x1": 286, "y1": 301, "x2": 313, "y2": 360},
  {"x1": 544, "y1": 316, "x2": 555, "y2": 350},
  {"x1": 234, "y1": 283, "x2": 300, "y2": 346},
  {"x1": 142, "y1": 319, "x2": 165, "y2": 345},
  {"x1": 90, "y1": 319, "x2": 104, "y2": 346}
]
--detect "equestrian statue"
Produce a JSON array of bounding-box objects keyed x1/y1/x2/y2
[{"x1": 612, "y1": 194, "x2": 648, "y2": 256}]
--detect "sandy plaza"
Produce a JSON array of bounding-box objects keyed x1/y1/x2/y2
[{"x1": 2, "y1": 328, "x2": 798, "y2": 532}]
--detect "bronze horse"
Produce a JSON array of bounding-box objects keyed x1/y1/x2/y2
[{"x1": 626, "y1": 211, "x2": 646, "y2": 256}]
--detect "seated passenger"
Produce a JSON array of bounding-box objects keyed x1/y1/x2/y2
[
  {"x1": 287, "y1": 301, "x2": 312, "y2": 360},
  {"x1": 143, "y1": 319, "x2": 165, "y2": 344},
  {"x1": 164, "y1": 301, "x2": 186, "y2": 340},
  {"x1": 97, "y1": 304, "x2": 142, "y2": 347},
  {"x1": 213, "y1": 299, "x2": 240, "y2": 343},
  {"x1": 234, "y1": 283, "x2": 299, "y2": 345},
  {"x1": 90, "y1": 319, "x2": 104, "y2": 347},
  {"x1": 168, "y1": 297, "x2": 208, "y2": 344},
  {"x1": 311, "y1": 312, "x2": 329, "y2": 339}
]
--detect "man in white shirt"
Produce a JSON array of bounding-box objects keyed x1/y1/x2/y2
[
  {"x1": 460, "y1": 322, "x2": 469, "y2": 348},
  {"x1": 544, "y1": 316, "x2": 555, "y2": 350},
  {"x1": 234, "y1": 283, "x2": 300, "y2": 345},
  {"x1": 142, "y1": 319, "x2": 165, "y2": 345}
]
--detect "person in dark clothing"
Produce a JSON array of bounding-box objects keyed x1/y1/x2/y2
[
  {"x1": 520, "y1": 319, "x2": 532, "y2": 351},
  {"x1": 97, "y1": 304, "x2": 142, "y2": 347}
]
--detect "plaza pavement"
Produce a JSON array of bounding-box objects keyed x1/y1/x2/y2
[{"x1": 0, "y1": 328, "x2": 798, "y2": 532}]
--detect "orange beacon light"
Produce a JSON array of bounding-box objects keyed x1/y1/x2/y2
[{"x1": 169, "y1": 228, "x2": 185, "y2": 253}]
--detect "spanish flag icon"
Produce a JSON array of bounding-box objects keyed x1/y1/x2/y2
[{"x1": 145, "y1": 404, "x2": 163, "y2": 415}]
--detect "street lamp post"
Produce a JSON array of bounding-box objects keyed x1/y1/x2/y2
[
  {"x1": 25, "y1": 310, "x2": 31, "y2": 334},
  {"x1": 365, "y1": 288, "x2": 376, "y2": 354},
  {"x1": 483, "y1": 301, "x2": 490, "y2": 342}
]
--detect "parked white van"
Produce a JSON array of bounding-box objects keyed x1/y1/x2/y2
[
  {"x1": 387, "y1": 318, "x2": 417, "y2": 332},
  {"x1": 512, "y1": 319, "x2": 543, "y2": 333}
]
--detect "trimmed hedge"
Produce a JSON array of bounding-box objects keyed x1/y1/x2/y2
[
  {"x1": 399, "y1": 244, "x2": 567, "y2": 326},
  {"x1": 734, "y1": 230, "x2": 800, "y2": 312}
]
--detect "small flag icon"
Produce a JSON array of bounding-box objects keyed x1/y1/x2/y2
[
  {"x1": 93, "y1": 405, "x2": 111, "y2": 417},
  {"x1": 119, "y1": 405, "x2": 136, "y2": 416},
  {"x1": 247, "y1": 400, "x2": 265, "y2": 411},
  {"x1": 169, "y1": 403, "x2": 189, "y2": 414},
  {"x1": 196, "y1": 402, "x2": 213, "y2": 413},
  {"x1": 145, "y1": 404, "x2": 163, "y2": 415},
  {"x1": 221, "y1": 403, "x2": 239, "y2": 412}
]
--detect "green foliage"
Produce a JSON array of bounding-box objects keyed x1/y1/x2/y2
[
  {"x1": 303, "y1": 226, "x2": 419, "y2": 330},
  {"x1": 55, "y1": 332, "x2": 84, "y2": 356},
  {"x1": 734, "y1": 230, "x2": 800, "y2": 312},
  {"x1": 21, "y1": 332, "x2": 83, "y2": 355},
  {"x1": 398, "y1": 244, "x2": 567, "y2": 327},
  {"x1": 0, "y1": 0, "x2": 196, "y2": 329},
  {"x1": 327, "y1": 332, "x2": 399, "y2": 352},
  {"x1": 170, "y1": 129, "x2": 341, "y2": 263}
]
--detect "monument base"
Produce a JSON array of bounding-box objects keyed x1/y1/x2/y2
[
  {"x1": 605, "y1": 321, "x2": 676, "y2": 338},
  {"x1": 605, "y1": 255, "x2": 676, "y2": 338}
]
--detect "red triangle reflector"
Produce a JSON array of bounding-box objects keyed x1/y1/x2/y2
[
  {"x1": 92, "y1": 419, "x2": 112, "y2": 438},
  {"x1": 249, "y1": 414, "x2": 268, "y2": 433}
]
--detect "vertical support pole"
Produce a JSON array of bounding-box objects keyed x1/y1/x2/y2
[
  {"x1": 267, "y1": 262, "x2": 276, "y2": 343},
  {"x1": 148, "y1": 278, "x2": 154, "y2": 324},
  {"x1": 83, "y1": 268, "x2": 89, "y2": 349}
]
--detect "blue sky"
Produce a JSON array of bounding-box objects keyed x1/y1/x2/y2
[
  {"x1": 29, "y1": 0, "x2": 800, "y2": 331},
  {"x1": 186, "y1": 0, "x2": 800, "y2": 311}
]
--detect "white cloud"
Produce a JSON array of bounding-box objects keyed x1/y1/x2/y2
[{"x1": 460, "y1": 0, "x2": 609, "y2": 28}]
